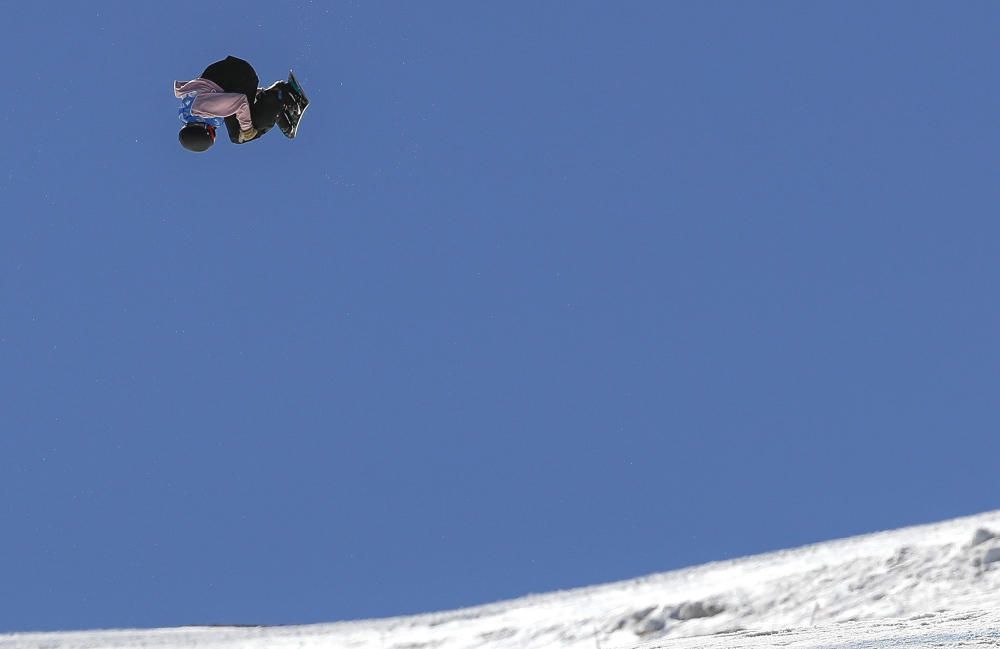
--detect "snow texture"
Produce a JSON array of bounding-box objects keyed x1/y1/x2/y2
[{"x1": 4, "y1": 511, "x2": 1000, "y2": 649}]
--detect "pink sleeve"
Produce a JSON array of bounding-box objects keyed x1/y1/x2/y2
[{"x1": 191, "y1": 93, "x2": 254, "y2": 131}]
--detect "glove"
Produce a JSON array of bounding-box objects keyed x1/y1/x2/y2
[{"x1": 238, "y1": 126, "x2": 258, "y2": 143}]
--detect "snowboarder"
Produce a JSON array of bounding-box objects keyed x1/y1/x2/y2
[{"x1": 174, "y1": 55, "x2": 308, "y2": 152}]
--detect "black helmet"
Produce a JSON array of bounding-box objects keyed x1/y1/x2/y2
[{"x1": 178, "y1": 123, "x2": 216, "y2": 152}]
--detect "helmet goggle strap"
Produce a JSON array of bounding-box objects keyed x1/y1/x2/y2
[{"x1": 188, "y1": 122, "x2": 217, "y2": 141}]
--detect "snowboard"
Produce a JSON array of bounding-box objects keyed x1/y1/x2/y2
[{"x1": 280, "y1": 70, "x2": 310, "y2": 139}]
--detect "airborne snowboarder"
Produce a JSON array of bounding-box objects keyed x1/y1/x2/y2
[{"x1": 174, "y1": 55, "x2": 309, "y2": 152}]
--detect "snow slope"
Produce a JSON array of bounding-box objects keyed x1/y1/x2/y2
[{"x1": 4, "y1": 510, "x2": 1000, "y2": 649}]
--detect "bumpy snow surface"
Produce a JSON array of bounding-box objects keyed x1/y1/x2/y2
[{"x1": 5, "y1": 510, "x2": 1000, "y2": 649}]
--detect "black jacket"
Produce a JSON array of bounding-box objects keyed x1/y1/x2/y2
[{"x1": 200, "y1": 56, "x2": 260, "y2": 143}]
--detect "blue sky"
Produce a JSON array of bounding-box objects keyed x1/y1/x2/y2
[{"x1": 2, "y1": 0, "x2": 999, "y2": 633}]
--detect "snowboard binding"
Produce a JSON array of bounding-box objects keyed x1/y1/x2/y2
[{"x1": 277, "y1": 70, "x2": 310, "y2": 139}]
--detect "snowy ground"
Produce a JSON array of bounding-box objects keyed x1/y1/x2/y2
[{"x1": 5, "y1": 510, "x2": 1000, "y2": 649}]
